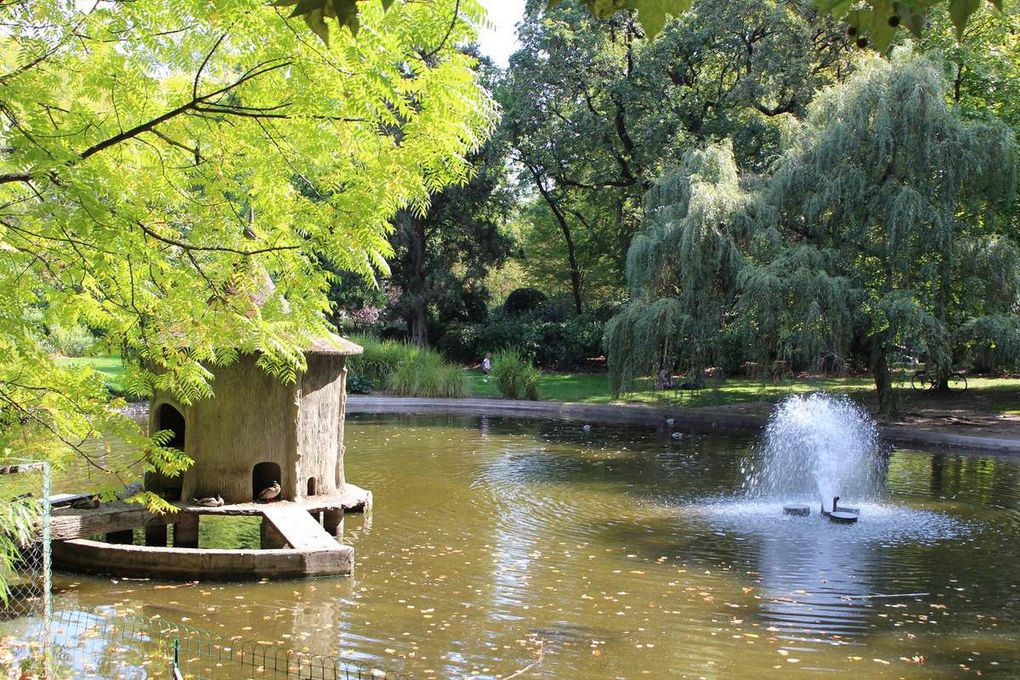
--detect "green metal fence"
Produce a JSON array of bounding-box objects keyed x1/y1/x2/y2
[
  {"x1": 2, "y1": 608, "x2": 410, "y2": 679},
  {"x1": 0, "y1": 458, "x2": 407, "y2": 679}
]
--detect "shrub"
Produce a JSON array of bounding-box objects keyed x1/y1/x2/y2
[
  {"x1": 492, "y1": 349, "x2": 541, "y2": 400},
  {"x1": 347, "y1": 334, "x2": 417, "y2": 385},
  {"x1": 477, "y1": 312, "x2": 541, "y2": 356},
  {"x1": 387, "y1": 348, "x2": 470, "y2": 398},
  {"x1": 504, "y1": 287, "x2": 547, "y2": 316},
  {"x1": 346, "y1": 374, "x2": 373, "y2": 395},
  {"x1": 47, "y1": 324, "x2": 95, "y2": 357},
  {"x1": 534, "y1": 315, "x2": 604, "y2": 369},
  {"x1": 524, "y1": 368, "x2": 540, "y2": 400},
  {"x1": 438, "y1": 322, "x2": 481, "y2": 363}
]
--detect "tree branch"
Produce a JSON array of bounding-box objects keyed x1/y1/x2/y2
[{"x1": 136, "y1": 221, "x2": 300, "y2": 256}]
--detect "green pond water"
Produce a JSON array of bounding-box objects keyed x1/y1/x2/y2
[{"x1": 5, "y1": 412, "x2": 1020, "y2": 678}]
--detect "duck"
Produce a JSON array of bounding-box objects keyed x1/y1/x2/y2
[
  {"x1": 256, "y1": 481, "x2": 281, "y2": 503},
  {"x1": 71, "y1": 495, "x2": 100, "y2": 510},
  {"x1": 192, "y1": 494, "x2": 224, "y2": 507},
  {"x1": 670, "y1": 431, "x2": 684, "y2": 440}
]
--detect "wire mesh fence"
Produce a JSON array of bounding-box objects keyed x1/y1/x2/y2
[
  {"x1": 2, "y1": 609, "x2": 410, "y2": 679},
  {"x1": 0, "y1": 459, "x2": 408, "y2": 679},
  {"x1": 0, "y1": 461, "x2": 51, "y2": 624}
]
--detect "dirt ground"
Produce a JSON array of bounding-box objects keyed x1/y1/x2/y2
[{"x1": 708, "y1": 390, "x2": 1020, "y2": 441}]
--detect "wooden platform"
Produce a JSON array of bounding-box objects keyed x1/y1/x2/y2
[
  {"x1": 49, "y1": 484, "x2": 371, "y2": 580},
  {"x1": 49, "y1": 483, "x2": 372, "y2": 541},
  {"x1": 261, "y1": 506, "x2": 341, "y2": 551}
]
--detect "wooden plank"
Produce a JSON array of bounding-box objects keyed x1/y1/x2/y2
[
  {"x1": 49, "y1": 492, "x2": 95, "y2": 507},
  {"x1": 261, "y1": 506, "x2": 341, "y2": 552},
  {"x1": 49, "y1": 482, "x2": 142, "y2": 508},
  {"x1": 51, "y1": 502, "x2": 174, "y2": 541}
]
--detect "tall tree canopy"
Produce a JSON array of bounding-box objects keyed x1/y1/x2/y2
[
  {"x1": 499, "y1": 0, "x2": 851, "y2": 312},
  {"x1": 382, "y1": 132, "x2": 514, "y2": 347},
  {"x1": 607, "y1": 52, "x2": 1017, "y2": 414},
  {"x1": 0, "y1": 0, "x2": 493, "y2": 476}
]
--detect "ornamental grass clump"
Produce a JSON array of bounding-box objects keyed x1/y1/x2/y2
[
  {"x1": 347, "y1": 335, "x2": 417, "y2": 385},
  {"x1": 492, "y1": 350, "x2": 541, "y2": 400},
  {"x1": 386, "y1": 347, "x2": 470, "y2": 398}
]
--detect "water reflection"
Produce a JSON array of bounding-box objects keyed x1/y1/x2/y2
[{"x1": 3, "y1": 413, "x2": 1018, "y2": 679}]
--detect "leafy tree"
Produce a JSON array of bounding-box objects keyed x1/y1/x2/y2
[
  {"x1": 500, "y1": 0, "x2": 851, "y2": 312},
  {"x1": 607, "y1": 53, "x2": 1017, "y2": 415},
  {"x1": 918, "y1": 4, "x2": 1020, "y2": 127},
  {"x1": 0, "y1": 0, "x2": 493, "y2": 505},
  {"x1": 382, "y1": 59, "x2": 515, "y2": 347},
  {"x1": 286, "y1": 0, "x2": 1008, "y2": 51}
]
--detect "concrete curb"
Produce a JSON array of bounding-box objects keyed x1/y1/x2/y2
[{"x1": 347, "y1": 396, "x2": 1020, "y2": 455}]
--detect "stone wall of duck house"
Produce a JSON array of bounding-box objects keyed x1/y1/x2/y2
[
  {"x1": 295, "y1": 353, "x2": 347, "y2": 498},
  {"x1": 151, "y1": 354, "x2": 299, "y2": 505}
]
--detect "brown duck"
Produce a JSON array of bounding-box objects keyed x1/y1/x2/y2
[{"x1": 256, "y1": 481, "x2": 281, "y2": 503}]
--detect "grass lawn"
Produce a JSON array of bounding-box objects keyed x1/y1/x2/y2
[
  {"x1": 467, "y1": 369, "x2": 1020, "y2": 416},
  {"x1": 57, "y1": 354, "x2": 1020, "y2": 419},
  {"x1": 57, "y1": 355, "x2": 126, "y2": 390}
]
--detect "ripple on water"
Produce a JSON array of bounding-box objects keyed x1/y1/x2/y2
[
  {"x1": 685, "y1": 500, "x2": 972, "y2": 545},
  {"x1": 682, "y1": 500, "x2": 976, "y2": 638}
]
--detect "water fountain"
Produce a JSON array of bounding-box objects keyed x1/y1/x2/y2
[{"x1": 746, "y1": 393, "x2": 882, "y2": 524}]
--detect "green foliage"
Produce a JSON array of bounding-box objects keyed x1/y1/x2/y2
[
  {"x1": 274, "y1": 0, "x2": 1007, "y2": 49},
  {"x1": 608, "y1": 51, "x2": 1018, "y2": 414},
  {"x1": 0, "y1": 486, "x2": 40, "y2": 604},
  {"x1": 346, "y1": 335, "x2": 419, "y2": 385},
  {"x1": 437, "y1": 322, "x2": 482, "y2": 362},
  {"x1": 276, "y1": 0, "x2": 485, "y2": 44},
  {"x1": 918, "y1": 3, "x2": 1020, "y2": 128},
  {"x1": 504, "y1": 288, "x2": 549, "y2": 316},
  {"x1": 606, "y1": 141, "x2": 749, "y2": 393},
  {"x1": 501, "y1": 0, "x2": 851, "y2": 311},
  {"x1": 0, "y1": 0, "x2": 494, "y2": 595},
  {"x1": 348, "y1": 333, "x2": 469, "y2": 396},
  {"x1": 45, "y1": 324, "x2": 96, "y2": 358},
  {"x1": 0, "y1": 0, "x2": 492, "y2": 458},
  {"x1": 346, "y1": 374, "x2": 374, "y2": 395},
  {"x1": 386, "y1": 348, "x2": 470, "y2": 398},
  {"x1": 549, "y1": 0, "x2": 1008, "y2": 50},
  {"x1": 442, "y1": 301, "x2": 606, "y2": 369},
  {"x1": 476, "y1": 312, "x2": 543, "y2": 357},
  {"x1": 491, "y1": 350, "x2": 542, "y2": 400},
  {"x1": 547, "y1": 0, "x2": 691, "y2": 38}
]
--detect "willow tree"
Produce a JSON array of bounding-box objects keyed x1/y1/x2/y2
[
  {"x1": 760, "y1": 52, "x2": 1015, "y2": 413},
  {"x1": 604, "y1": 142, "x2": 751, "y2": 393},
  {"x1": 0, "y1": 0, "x2": 492, "y2": 507},
  {"x1": 608, "y1": 52, "x2": 1017, "y2": 414}
]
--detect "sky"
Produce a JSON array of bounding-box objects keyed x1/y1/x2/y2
[{"x1": 477, "y1": 0, "x2": 526, "y2": 67}]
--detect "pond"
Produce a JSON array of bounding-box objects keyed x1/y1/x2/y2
[{"x1": 11, "y1": 412, "x2": 1020, "y2": 678}]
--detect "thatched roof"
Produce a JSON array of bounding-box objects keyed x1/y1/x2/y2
[{"x1": 307, "y1": 332, "x2": 363, "y2": 356}]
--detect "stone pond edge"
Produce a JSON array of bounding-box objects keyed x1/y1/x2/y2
[{"x1": 346, "y1": 396, "x2": 1020, "y2": 456}]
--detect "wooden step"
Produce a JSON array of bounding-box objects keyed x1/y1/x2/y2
[{"x1": 261, "y1": 506, "x2": 341, "y2": 552}]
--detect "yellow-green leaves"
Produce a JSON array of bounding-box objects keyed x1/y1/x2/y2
[
  {"x1": 0, "y1": 0, "x2": 493, "y2": 475},
  {"x1": 272, "y1": 0, "x2": 367, "y2": 42}
]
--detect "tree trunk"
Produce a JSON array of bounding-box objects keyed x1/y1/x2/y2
[
  {"x1": 526, "y1": 164, "x2": 583, "y2": 314},
  {"x1": 408, "y1": 215, "x2": 428, "y2": 347},
  {"x1": 872, "y1": 341, "x2": 896, "y2": 419}
]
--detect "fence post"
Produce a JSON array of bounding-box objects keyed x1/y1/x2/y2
[{"x1": 42, "y1": 461, "x2": 52, "y2": 677}]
